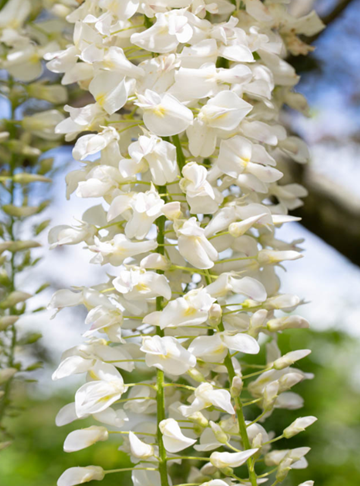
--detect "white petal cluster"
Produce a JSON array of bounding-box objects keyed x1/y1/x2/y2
[{"x1": 47, "y1": 2, "x2": 323, "y2": 486}]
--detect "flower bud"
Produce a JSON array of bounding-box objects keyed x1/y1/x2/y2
[
  {"x1": 0, "y1": 368, "x2": 17, "y2": 385},
  {"x1": 209, "y1": 421, "x2": 228, "y2": 444},
  {"x1": 267, "y1": 315, "x2": 309, "y2": 332},
  {"x1": 0, "y1": 291, "x2": 32, "y2": 309},
  {"x1": 219, "y1": 467, "x2": 234, "y2": 477},
  {"x1": 13, "y1": 173, "x2": 52, "y2": 184},
  {"x1": 0, "y1": 242, "x2": 13, "y2": 255},
  {"x1": 228, "y1": 214, "x2": 266, "y2": 237},
  {"x1": 265, "y1": 294, "x2": 300, "y2": 311},
  {"x1": 38, "y1": 158, "x2": 54, "y2": 175},
  {"x1": 2, "y1": 204, "x2": 39, "y2": 218},
  {"x1": 8, "y1": 240, "x2": 41, "y2": 252},
  {"x1": 22, "y1": 110, "x2": 64, "y2": 140},
  {"x1": 276, "y1": 457, "x2": 292, "y2": 482},
  {"x1": 0, "y1": 316, "x2": 19, "y2": 331},
  {"x1": 208, "y1": 303, "x2": 222, "y2": 326},
  {"x1": 140, "y1": 253, "x2": 170, "y2": 270},
  {"x1": 163, "y1": 201, "x2": 182, "y2": 220},
  {"x1": 258, "y1": 250, "x2": 302, "y2": 265},
  {"x1": 262, "y1": 380, "x2": 279, "y2": 411},
  {"x1": 252, "y1": 432, "x2": 263, "y2": 449},
  {"x1": 188, "y1": 411, "x2": 208, "y2": 428},
  {"x1": 187, "y1": 368, "x2": 206, "y2": 383},
  {"x1": 7, "y1": 140, "x2": 41, "y2": 157},
  {"x1": 193, "y1": 424, "x2": 205, "y2": 435},
  {"x1": 51, "y1": 4, "x2": 72, "y2": 18},
  {"x1": 283, "y1": 416, "x2": 317, "y2": 439},
  {"x1": 278, "y1": 373, "x2": 304, "y2": 393},
  {"x1": 27, "y1": 83, "x2": 68, "y2": 104},
  {"x1": 273, "y1": 350, "x2": 311, "y2": 370},
  {"x1": 200, "y1": 463, "x2": 218, "y2": 476},
  {"x1": 230, "y1": 376, "x2": 243, "y2": 397},
  {"x1": 284, "y1": 91, "x2": 310, "y2": 116}
]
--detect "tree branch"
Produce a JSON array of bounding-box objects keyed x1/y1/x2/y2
[
  {"x1": 307, "y1": 0, "x2": 356, "y2": 43},
  {"x1": 285, "y1": 160, "x2": 360, "y2": 267}
]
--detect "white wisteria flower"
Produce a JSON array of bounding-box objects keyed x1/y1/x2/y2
[
  {"x1": 57, "y1": 467, "x2": 105, "y2": 486},
  {"x1": 210, "y1": 449, "x2": 259, "y2": 469},
  {"x1": 75, "y1": 363, "x2": 127, "y2": 417},
  {"x1": 159, "y1": 418, "x2": 197, "y2": 452},
  {"x1": 179, "y1": 383, "x2": 235, "y2": 416},
  {"x1": 129, "y1": 432, "x2": 154, "y2": 459},
  {"x1": 64, "y1": 426, "x2": 108, "y2": 453},
  {"x1": 136, "y1": 90, "x2": 193, "y2": 136},
  {"x1": 144, "y1": 288, "x2": 215, "y2": 329},
  {"x1": 141, "y1": 335, "x2": 196, "y2": 375}
]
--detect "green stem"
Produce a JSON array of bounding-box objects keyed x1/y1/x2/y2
[
  {"x1": 163, "y1": 383, "x2": 195, "y2": 391},
  {"x1": 155, "y1": 184, "x2": 170, "y2": 486},
  {"x1": 219, "y1": 321, "x2": 258, "y2": 486},
  {"x1": 262, "y1": 435, "x2": 284, "y2": 446},
  {"x1": 172, "y1": 135, "x2": 186, "y2": 173},
  {"x1": 156, "y1": 366, "x2": 168, "y2": 486},
  {"x1": 109, "y1": 431, "x2": 156, "y2": 437},
  {"x1": 214, "y1": 256, "x2": 256, "y2": 264},
  {"x1": 0, "y1": 0, "x2": 10, "y2": 10},
  {"x1": 105, "y1": 467, "x2": 157, "y2": 474},
  {"x1": 165, "y1": 456, "x2": 210, "y2": 462},
  {"x1": 144, "y1": 15, "x2": 153, "y2": 28}
]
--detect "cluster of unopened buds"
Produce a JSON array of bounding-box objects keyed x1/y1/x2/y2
[
  {"x1": 0, "y1": 0, "x2": 68, "y2": 444},
  {"x1": 46, "y1": 1, "x2": 324, "y2": 486}
]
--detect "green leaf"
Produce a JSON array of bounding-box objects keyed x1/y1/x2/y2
[
  {"x1": 35, "y1": 283, "x2": 50, "y2": 294},
  {"x1": 34, "y1": 219, "x2": 51, "y2": 235},
  {"x1": 32, "y1": 306, "x2": 46, "y2": 313},
  {"x1": 0, "y1": 291, "x2": 32, "y2": 309},
  {"x1": 24, "y1": 361, "x2": 43, "y2": 372},
  {"x1": 2, "y1": 205, "x2": 40, "y2": 218},
  {"x1": 19, "y1": 333, "x2": 42, "y2": 345}
]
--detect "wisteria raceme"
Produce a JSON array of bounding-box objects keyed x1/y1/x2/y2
[{"x1": 47, "y1": 1, "x2": 324, "y2": 485}]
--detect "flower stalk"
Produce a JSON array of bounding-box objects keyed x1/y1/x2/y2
[{"x1": 156, "y1": 200, "x2": 170, "y2": 486}]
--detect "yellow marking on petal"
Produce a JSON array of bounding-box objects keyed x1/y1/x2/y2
[
  {"x1": 184, "y1": 307, "x2": 197, "y2": 317},
  {"x1": 215, "y1": 112, "x2": 228, "y2": 119},
  {"x1": 213, "y1": 345, "x2": 227, "y2": 355},
  {"x1": 99, "y1": 394, "x2": 114, "y2": 402},
  {"x1": 242, "y1": 157, "x2": 250, "y2": 170},
  {"x1": 89, "y1": 370, "x2": 100, "y2": 380},
  {"x1": 96, "y1": 92, "x2": 107, "y2": 107},
  {"x1": 103, "y1": 60, "x2": 116, "y2": 70},
  {"x1": 30, "y1": 53, "x2": 40, "y2": 65},
  {"x1": 135, "y1": 283, "x2": 150, "y2": 292},
  {"x1": 153, "y1": 106, "x2": 166, "y2": 117}
]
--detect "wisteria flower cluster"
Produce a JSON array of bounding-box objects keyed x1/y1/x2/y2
[
  {"x1": 48, "y1": 1, "x2": 324, "y2": 486},
  {"x1": 0, "y1": 0, "x2": 69, "y2": 446}
]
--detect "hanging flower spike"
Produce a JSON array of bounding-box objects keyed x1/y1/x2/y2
[{"x1": 48, "y1": 1, "x2": 324, "y2": 486}]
